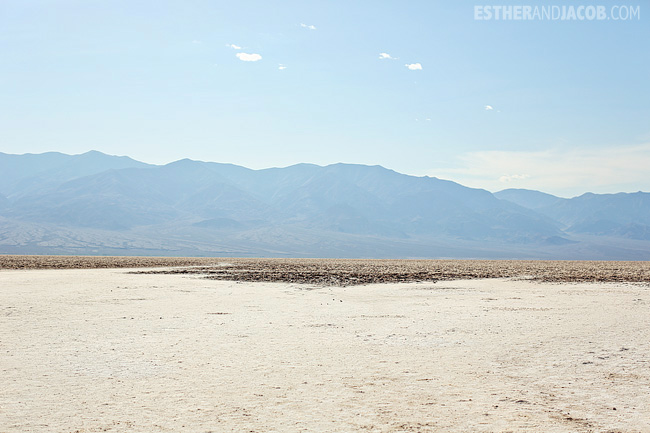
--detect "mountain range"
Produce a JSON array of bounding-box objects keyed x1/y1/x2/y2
[{"x1": 1, "y1": 150, "x2": 649, "y2": 259}]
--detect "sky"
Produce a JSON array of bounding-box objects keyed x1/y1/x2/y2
[{"x1": 0, "y1": 0, "x2": 648, "y2": 197}]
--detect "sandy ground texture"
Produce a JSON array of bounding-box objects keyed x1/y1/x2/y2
[{"x1": 1, "y1": 268, "x2": 650, "y2": 433}]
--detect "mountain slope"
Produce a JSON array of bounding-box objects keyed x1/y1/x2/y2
[
  {"x1": 0, "y1": 150, "x2": 151, "y2": 198},
  {"x1": 5, "y1": 158, "x2": 562, "y2": 241},
  {"x1": 495, "y1": 188, "x2": 563, "y2": 209},
  {"x1": 6, "y1": 159, "x2": 269, "y2": 230},
  {"x1": 541, "y1": 192, "x2": 650, "y2": 240},
  {"x1": 497, "y1": 188, "x2": 650, "y2": 241},
  {"x1": 1, "y1": 151, "x2": 649, "y2": 258}
]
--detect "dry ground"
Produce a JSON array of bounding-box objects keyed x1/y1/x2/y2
[
  {"x1": 2, "y1": 255, "x2": 650, "y2": 284},
  {"x1": 1, "y1": 261, "x2": 649, "y2": 432}
]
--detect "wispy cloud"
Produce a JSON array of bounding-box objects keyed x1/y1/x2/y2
[
  {"x1": 192, "y1": 40, "x2": 202, "y2": 44},
  {"x1": 227, "y1": 43, "x2": 242, "y2": 50},
  {"x1": 300, "y1": 23, "x2": 316, "y2": 30},
  {"x1": 379, "y1": 52, "x2": 396, "y2": 60},
  {"x1": 405, "y1": 63, "x2": 422, "y2": 70},
  {"x1": 484, "y1": 105, "x2": 494, "y2": 110},
  {"x1": 430, "y1": 143, "x2": 650, "y2": 196},
  {"x1": 236, "y1": 52, "x2": 262, "y2": 62},
  {"x1": 499, "y1": 174, "x2": 529, "y2": 182},
  {"x1": 278, "y1": 64, "x2": 287, "y2": 70}
]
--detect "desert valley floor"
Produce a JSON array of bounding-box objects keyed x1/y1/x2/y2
[{"x1": 1, "y1": 257, "x2": 649, "y2": 432}]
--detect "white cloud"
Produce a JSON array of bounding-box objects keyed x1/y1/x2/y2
[
  {"x1": 405, "y1": 63, "x2": 422, "y2": 70},
  {"x1": 227, "y1": 44, "x2": 242, "y2": 50},
  {"x1": 300, "y1": 23, "x2": 316, "y2": 30},
  {"x1": 192, "y1": 40, "x2": 201, "y2": 44},
  {"x1": 379, "y1": 52, "x2": 395, "y2": 60},
  {"x1": 278, "y1": 64, "x2": 287, "y2": 70},
  {"x1": 429, "y1": 143, "x2": 650, "y2": 197},
  {"x1": 499, "y1": 174, "x2": 529, "y2": 182},
  {"x1": 236, "y1": 52, "x2": 262, "y2": 62},
  {"x1": 485, "y1": 105, "x2": 494, "y2": 110}
]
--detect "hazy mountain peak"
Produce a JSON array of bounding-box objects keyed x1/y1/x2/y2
[
  {"x1": 0, "y1": 150, "x2": 151, "y2": 197},
  {"x1": 495, "y1": 188, "x2": 563, "y2": 210},
  {"x1": 1, "y1": 151, "x2": 649, "y2": 259}
]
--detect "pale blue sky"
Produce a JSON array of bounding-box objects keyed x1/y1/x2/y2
[{"x1": 1, "y1": 1, "x2": 648, "y2": 197}]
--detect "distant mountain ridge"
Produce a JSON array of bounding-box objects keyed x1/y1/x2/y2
[
  {"x1": 495, "y1": 188, "x2": 650, "y2": 241},
  {"x1": 494, "y1": 188, "x2": 563, "y2": 209},
  {"x1": 1, "y1": 151, "x2": 649, "y2": 259},
  {"x1": 0, "y1": 150, "x2": 151, "y2": 199}
]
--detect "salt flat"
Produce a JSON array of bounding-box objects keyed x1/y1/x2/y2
[{"x1": 1, "y1": 268, "x2": 649, "y2": 432}]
